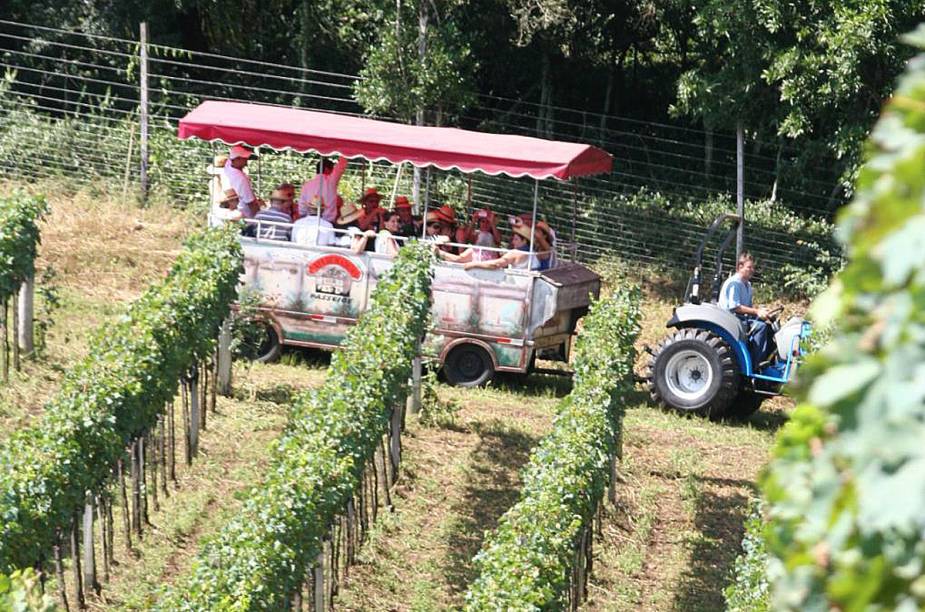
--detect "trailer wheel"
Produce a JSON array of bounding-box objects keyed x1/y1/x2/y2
[
  {"x1": 443, "y1": 344, "x2": 494, "y2": 387},
  {"x1": 239, "y1": 318, "x2": 282, "y2": 364},
  {"x1": 646, "y1": 328, "x2": 739, "y2": 419}
]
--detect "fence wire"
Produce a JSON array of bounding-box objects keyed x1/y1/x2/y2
[{"x1": 0, "y1": 18, "x2": 839, "y2": 286}]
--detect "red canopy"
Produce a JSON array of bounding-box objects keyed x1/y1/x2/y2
[{"x1": 177, "y1": 101, "x2": 612, "y2": 180}]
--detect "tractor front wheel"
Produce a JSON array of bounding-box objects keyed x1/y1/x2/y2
[{"x1": 646, "y1": 328, "x2": 739, "y2": 419}]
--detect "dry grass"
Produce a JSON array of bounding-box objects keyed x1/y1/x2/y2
[
  {"x1": 0, "y1": 182, "x2": 807, "y2": 609},
  {"x1": 0, "y1": 182, "x2": 197, "y2": 436}
]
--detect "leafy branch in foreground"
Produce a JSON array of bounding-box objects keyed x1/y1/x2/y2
[
  {"x1": 761, "y1": 27, "x2": 925, "y2": 611},
  {"x1": 0, "y1": 227, "x2": 241, "y2": 572},
  {"x1": 0, "y1": 191, "x2": 47, "y2": 303},
  {"x1": 465, "y1": 287, "x2": 641, "y2": 609},
  {"x1": 158, "y1": 243, "x2": 434, "y2": 611}
]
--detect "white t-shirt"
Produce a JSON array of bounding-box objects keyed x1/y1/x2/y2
[
  {"x1": 374, "y1": 230, "x2": 399, "y2": 256},
  {"x1": 209, "y1": 207, "x2": 243, "y2": 228},
  {"x1": 298, "y1": 157, "x2": 348, "y2": 223},
  {"x1": 221, "y1": 163, "x2": 257, "y2": 218},
  {"x1": 291, "y1": 215, "x2": 334, "y2": 247}
]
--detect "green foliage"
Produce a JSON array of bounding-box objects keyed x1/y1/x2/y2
[
  {"x1": 0, "y1": 227, "x2": 242, "y2": 572},
  {"x1": 0, "y1": 568, "x2": 58, "y2": 611},
  {"x1": 760, "y1": 30, "x2": 925, "y2": 611},
  {"x1": 675, "y1": 0, "x2": 925, "y2": 190},
  {"x1": 355, "y1": 0, "x2": 476, "y2": 122},
  {"x1": 34, "y1": 266, "x2": 61, "y2": 357},
  {"x1": 464, "y1": 287, "x2": 641, "y2": 609},
  {"x1": 158, "y1": 244, "x2": 434, "y2": 610},
  {"x1": 0, "y1": 192, "x2": 48, "y2": 302},
  {"x1": 581, "y1": 189, "x2": 839, "y2": 299},
  {"x1": 419, "y1": 368, "x2": 460, "y2": 428},
  {"x1": 724, "y1": 500, "x2": 770, "y2": 612}
]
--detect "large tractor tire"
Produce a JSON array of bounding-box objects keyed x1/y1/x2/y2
[{"x1": 646, "y1": 328, "x2": 740, "y2": 419}]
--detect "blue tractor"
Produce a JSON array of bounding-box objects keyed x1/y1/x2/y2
[{"x1": 645, "y1": 214, "x2": 812, "y2": 419}]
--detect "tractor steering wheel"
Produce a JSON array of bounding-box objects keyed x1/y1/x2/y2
[{"x1": 765, "y1": 305, "x2": 785, "y2": 322}]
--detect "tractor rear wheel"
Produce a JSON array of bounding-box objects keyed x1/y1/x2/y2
[{"x1": 646, "y1": 328, "x2": 739, "y2": 419}]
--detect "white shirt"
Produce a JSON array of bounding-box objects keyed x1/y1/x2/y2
[
  {"x1": 209, "y1": 207, "x2": 243, "y2": 228},
  {"x1": 291, "y1": 215, "x2": 334, "y2": 247},
  {"x1": 221, "y1": 163, "x2": 257, "y2": 218},
  {"x1": 298, "y1": 157, "x2": 348, "y2": 223},
  {"x1": 374, "y1": 230, "x2": 399, "y2": 256}
]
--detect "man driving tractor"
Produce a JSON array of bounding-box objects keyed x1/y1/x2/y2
[{"x1": 718, "y1": 251, "x2": 772, "y2": 366}]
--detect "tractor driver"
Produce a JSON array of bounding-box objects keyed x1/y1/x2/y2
[{"x1": 718, "y1": 251, "x2": 772, "y2": 367}]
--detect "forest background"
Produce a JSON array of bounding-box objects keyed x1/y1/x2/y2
[{"x1": 1, "y1": 1, "x2": 924, "y2": 295}]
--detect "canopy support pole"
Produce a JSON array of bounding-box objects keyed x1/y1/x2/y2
[
  {"x1": 315, "y1": 169, "x2": 324, "y2": 246},
  {"x1": 421, "y1": 175, "x2": 430, "y2": 240},
  {"x1": 256, "y1": 146, "x2": 262, "y2": 195},
  {"x1": 529, "y1": 180, "x2": 539, "y2": 257},
  {"x1": 571, "y1": 179, "x2": 578, "y2": 262}
]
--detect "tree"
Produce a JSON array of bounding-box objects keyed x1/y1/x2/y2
[
  {"x1": 354, "y1": 0, "x2": 475, "y2": 123},
  {"x1": 674, "y1": 0, "x2": 925, "y2": 201}
]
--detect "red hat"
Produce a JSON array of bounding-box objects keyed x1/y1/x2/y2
[
  {"x1": 361, "y1": 187, "x2": 383, "y2": 203},
  {"x1": 394, "y1": 196, "x2": 412, "y2": 209},
  {"x1": 426, "y1": 204, "x2": 456, "y2": 225}
]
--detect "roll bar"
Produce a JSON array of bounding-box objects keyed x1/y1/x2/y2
[{"x1": 685, "y1": 214, "x2": 741, "y2": 304}]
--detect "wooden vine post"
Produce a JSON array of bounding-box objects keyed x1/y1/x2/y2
[{"x1": 18, "y1": 270, "x2": 34, "y2": 355}]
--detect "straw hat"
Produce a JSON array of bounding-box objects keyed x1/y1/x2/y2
[
  {"x1": 219, "y1": 189, "x2": 239, "y2": 207},
  {"x1": 229, "y1": 145, "x2": 256, "y2": 160},
  {"x1": 426, "y1": 204, "x2": 456, "y2": 225},
  {"x1": 509, "y1": 215, "x2": 533, "y2": 241},
  {"x1": 337, "y1": 201, "x2": 363, "y2": 225},
  {"x1": 361, "y1": 187, "x2": 383, "y2": 203},
  {"x1": 394, "y1": 195, "x2": 412, "y2": 209}
]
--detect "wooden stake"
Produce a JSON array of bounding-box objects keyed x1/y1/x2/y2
[
  {"x1": 11, "y1": 289, "x2": 19, "y2": 371},
  {"x1": 54, "y1": 536, "x2": 69, "y2": 612}
]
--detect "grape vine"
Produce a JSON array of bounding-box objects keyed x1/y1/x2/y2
[{"x1": 465, "y1": 287, "x2": 641, "y2": 609}]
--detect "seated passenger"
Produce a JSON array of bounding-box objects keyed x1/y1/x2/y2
[
  {"x1": 437, "y1": 208, "x2": 500, "y2": 264},
  {"x1": 357, "y1": 188, "x2": 386, "y2": 233},
  {"x1": 425, "y1": 205, "x2": 458, "y2": 254},
  {"x1": 277, "y1": 182, "x2": 297, "y2": 219},
  {"x1": 253, "y1": 189, "x2": 293, "y2": 241},
  {"x1": 463, "y1": 222, "x2": 540, "y2": 271},
  {"x1": 393, "y1": 196, "x2": 420, "y2": 237},
  {"x1": 291, "y1": 197, "x2": 334, "y2": 246},
  {"x1": 212, "y1": 189, "x2": 244, "y2": 225},
  {"x1": 375, "y1": 211, "x2": 403, "y2": 257}
]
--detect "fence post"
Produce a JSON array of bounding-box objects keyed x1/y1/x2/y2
[
  {"x1": 189, "y1": 367, "x2": 200, "y2": 458},
  {"x1": 82, "y1": 496, "x2": 99, "y2": 595},
  {"x1": 389, "y1": 405, "x2": 402, "y2": 482},
  {"x1": 217, "y1": 318, "x2": 233, "y2": 396},
  {"x1": 407, "y1": 348, "x2": 422, "y2": 415},
  {"x1": 17, "y1": 271, "x2": 34, "y2": 356},
  {"x1": 139, "y1": 22, "x2": 149, "y2": 205},
  {"x1": 736, "y1": 120, "x2": 745, "y2": 258},
  {"x1": 312, "y1": 552, "x2": 324, "y2": 611}
]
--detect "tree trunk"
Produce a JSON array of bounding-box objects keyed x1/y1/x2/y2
[
  {"x1": 598, "y1": 68, "x2": 614, "y2": 146},
  {"x1": 412, "y1": 0, "x2": 428, "y2": 207},
  {"x1": 704, "y1": 126, "x2": 714, "y2": 178},
  {"x1": 770, "y1": 142, "x2": 784, "y2": 202},
  {"x1": 537, "y1": 53, "x2": 550, "y2": 138}
]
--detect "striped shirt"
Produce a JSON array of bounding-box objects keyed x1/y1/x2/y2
[{"x1": 254, "y1": 209, "x2": 292, "y2": 241}]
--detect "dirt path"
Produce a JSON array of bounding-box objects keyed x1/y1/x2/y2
[
  {"x1": 334, "y1": 377, "x2": 567, "y2": 611},
  {"x1": 584, "y1": 403, "x2": 784, "y2": 611}
]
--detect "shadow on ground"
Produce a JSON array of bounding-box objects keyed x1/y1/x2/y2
[
  {"x1": 442, "y1": 420, "x2": 539, "y2": 597},
  {"x1": 672, "y1": 479, "x2": 753, "y2": 612}
]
